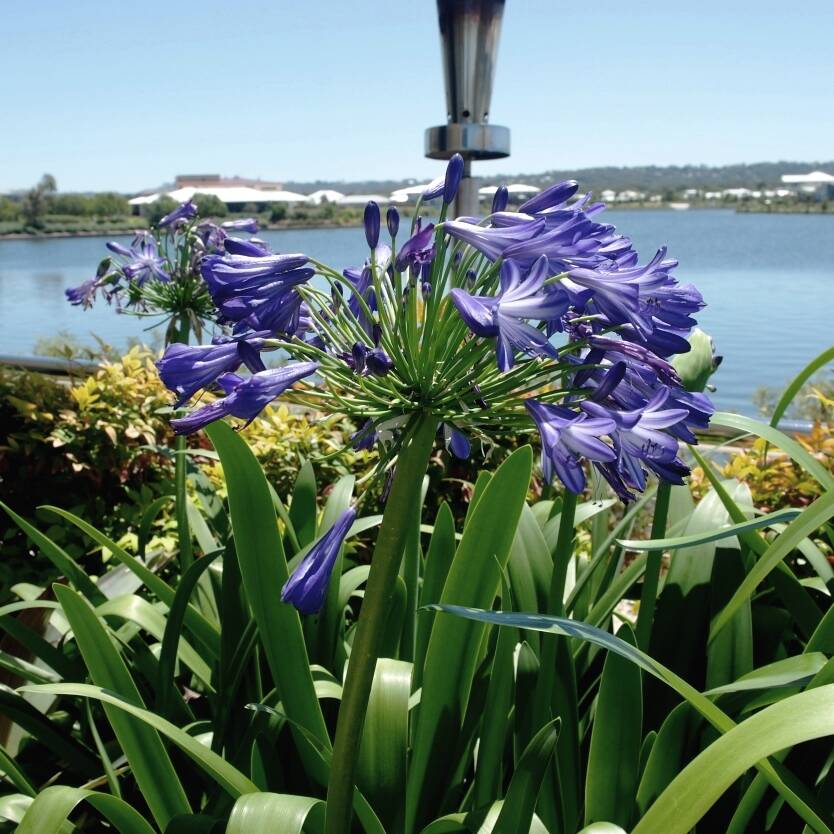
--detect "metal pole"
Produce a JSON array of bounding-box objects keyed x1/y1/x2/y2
[{"x1": 425, "y1": 0, "x2": 510, "y2": 218}]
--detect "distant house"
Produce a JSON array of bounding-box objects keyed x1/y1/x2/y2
[
  {"x1": 780, "y1": 170, "x2": 834, "y2": 199},
  {"x1": 307, "y1": 189, "x2": 345, "y2": 205},
  {"x1": 128, "y1": 175, "x2": 308, "y2": 214}
]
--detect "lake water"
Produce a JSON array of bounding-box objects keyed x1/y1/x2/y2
[{"x1": 1, "y1": 210, "x2": 832, "y2": 415}]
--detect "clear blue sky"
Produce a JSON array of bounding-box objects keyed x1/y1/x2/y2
[{"x1": 3, "y1": 0, "x2": 833, "y2": 193}]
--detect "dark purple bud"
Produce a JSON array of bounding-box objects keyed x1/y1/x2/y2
[
  {"x1": 351, "y1": 419, "x2": 378, "y2": 451},
  {"x1": 588, "y1": 361, "x2": 626, "y2": 402},
  {"x1": 422, "y1": 281, "x2": 432, "y2": 297},
  {"x1": 351, "y1": 342, "x2": 368, "y2": 375},
  {"x1": 237, "y1": 340, "x2": 266, "y2": 374},
  {"x1": 491, "y1": 185, "x2": 509, "y2": 214},
  {"x1": 366, "y1": 347, "x2": 394, "y2": 377},
  {"x1": 465, "y1": 268, "x2": 477, "y2": 287},
  {"x1": 444, "y1": 153, "x2": 465, "y2": 205},
  {"x1": 364, "y1": 201, "x2": 380, "y2": 249},
  {"x1": 387, "y1": 206, "x2": 400, "y2": 238}
]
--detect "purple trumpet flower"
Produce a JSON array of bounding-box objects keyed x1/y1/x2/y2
[
  {"x1": 443, "y1": 217, "x2": 545, "y2": 262},
  {"x1": 387, "y1": 206, "x2": 400, "y2": 238},
  {"x1": 583, "y1": 389, "x2": 689, "y2": 492},
  {"x1": 201, "y1": 252, "x2": 313, "y2": 334},
  {"x1": 281, "y1": 507, "x2": 356, "y2": 614},
  {"x1": 395, "y1": 222, "x2": 435, "y2": 272},
  {"x1": 224, "y1": 237, "x2": 271, "y2": 257},
  {"x1": 170, "y1": 362, "x2": 319, "y2": 435},
  {"x1": 451, "y1": 256, "x2": 568, "y2": 371},
  {"x1": 526, "y1": 399, "x2": 617, "y2": 494},
  {"x1": 157, "y1": 338, "x2": 264, "y2": 407},
  {"x1": 491, "y1": 186, "x2": 509, "y2": 214},
  {"x1": 222, "y1": 217, "x2": 258, "y2": 234},
  {"x1": 106, "y1": 234, "x2": 170, "y2": 284},
  {"x1": 65, "y1": 277, "x2": 100, "y2": 309},
  {"x1": 158, "y1": 200, "x2": 198, "y2": 228},
  {"x1": 364, "y1": 201, "x2": 380, "y2": 249}
]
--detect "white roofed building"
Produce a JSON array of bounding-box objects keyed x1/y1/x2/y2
[{"x1": 781, "y1": 171, "x2": 834, "y2": 199}]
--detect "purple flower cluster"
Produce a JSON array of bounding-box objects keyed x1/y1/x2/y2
[{"x1": 447, "y1": 179, "x2": 712, "y2": 498}]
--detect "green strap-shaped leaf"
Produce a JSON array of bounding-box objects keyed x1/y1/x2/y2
[
  {"x1": 0, "y1": 741, "x2": 35, "y2": 796},
  {"x1": 205, "y1": 422, "x2": 330, "y2": 777},
  {"x1": 709, "y1": 488, "x2": 834, "y2": 641},
  {"x1": 407, "y1": 446, "x2": 532, "y2": 834},
  {"x1": 584, "y1": 625, "x2": 642, "y2": 829},
  {"x1": 710, "y1": 412, "x2": 834, "y2": 490},
  {"x1": 769, "y1": 344, "x2": 834, "y2": 428},
  {"x1": 289, "y1": 460, "x2": 318, "y2": 548},
  {"x1": 158, "y1": 549, "x2": 222, "y2": 716},
  {"x1": 96, "y1": 594, "x2": 212, "y2": 686},
  {"x1": 21, "y1": 682, "x2": 258, "y2": 796},
  {"x1": 41, "y1": 505, "x2": 220, "y2": 659},
  {"x1": 357, "y1": 659, "x2": 412, "y2": 830},
  {"x1": 0, "y1": 501, "x2": 102, "y2": 603},
  {"x1": 618, "y1": 507, "x2": 802, "y2": 551},
  {"x1": 493, "y1": 719, "x2": 560, "y2": 834},
  {"x1": 16, "y1": 785, "x2": 155, "y2": 834},
  {"x1": 633, "y1": 685, "x2": 834, "y2": 834},
  {"x1": 704, "y1": 653, "x2": 828, "y2": 696},
  {"x1": 52, "y1": 586, "x2": 191, "y2": 829},
  {"x1": 432, "y1": 605, "x2": 832, "y2": 834},
  {"x1": 225, "y1": 792, "x2": 324, "y2": 834}
]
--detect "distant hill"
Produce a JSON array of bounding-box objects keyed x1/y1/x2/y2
[{"x1": 283, "y1": 161, "x2": 834, "y2": 196}]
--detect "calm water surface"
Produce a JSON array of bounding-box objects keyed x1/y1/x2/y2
[{"x1": 1, "y1": 210, "x2": 832, "y2": 414}]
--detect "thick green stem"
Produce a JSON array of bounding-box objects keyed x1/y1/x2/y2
[
  {"x1": 172, "y1": 316, "x2": 193, "y2": 572},
  {"x1": 635, "y1": 479, "x2": 672, "y2": 650},
  {"x1": 325, "y1": 414, "x2": 437, "y2": 834}
]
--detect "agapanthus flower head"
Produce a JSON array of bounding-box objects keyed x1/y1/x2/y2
[
  {"x1": 157, "y1": 171, "x2": 711, "y2": 503},
  {"x1": 65, "y1": 276, "x2": 101, "y2": 309},
  {"x1": 281, "y1": 508, "x2": 356, "y2": 614}
]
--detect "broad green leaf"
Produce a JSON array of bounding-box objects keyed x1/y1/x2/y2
[
  {"x1": 16, "y1": 785, "x2": 155, "y2": 834},
  {"x1": 289, "y1": 460, "x2": 318, "y2": 547},
  {"x1": 493, "y1": 719, "x2": 560, "y2": 834},
  {"x1": 705, "y1": 654, "x2": 828, "y2": 696},
  {"x1": 636, "y1": 703, "x2": 697, "y2": 816},
  {"x1": 205, "y1": 422, "x2": 329, "y2": 778},
  {"x1": 433, "y1": 605, "x2": 833, "y2": 834},
  {"x1": 585, "y1": 625, "x2": 642, "y2": 828},
  {"x1": 618, "y1": 507, "x2": 802, "y2": 551},
  {"x1": 407, "y1": 447, "x2": 532, "y2": 833},
  {"x1": 710, "y1": 489, "x2": 834, "y2": 641},
  {"x1": 0, "y1": 741, "x2": 35, "y2": 796},
  {"x1": 158, "y1": 550, "x2": 222, "y2": 716},
  {"x1": 20, "y1": 682, "x2": 258, "y2": 797},
  {"x1": 225, "y1": 792, "x2": 324, "y2": 834},
  {"x1": 419, "y1": 802, "x2": 548, "y2": 834},
  {"x1": 41, "y1": 505, "x2": 220, "y2": 659},
  {"x1": 633, "y1": 685, "x2": 834, "y2": 834},
  {"x1": 357, "y1": 659, "x2": 412, "y2": 830},
  {"x1": 53, "y1": 585, "x2": 191, "y2": 828},
  {"x1": 0, "y1": 501, "x2": 102, "y2": 603},
  {"x1": 415, "y1": 502, "x2": 456, "y2": 691},
  {"x1": 96, "y1": 594, "x2": 212, "y2": 686}
]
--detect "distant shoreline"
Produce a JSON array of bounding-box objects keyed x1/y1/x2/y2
[{"x1": 2, "y1": 202, "x2": 832, "y2": 241}]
